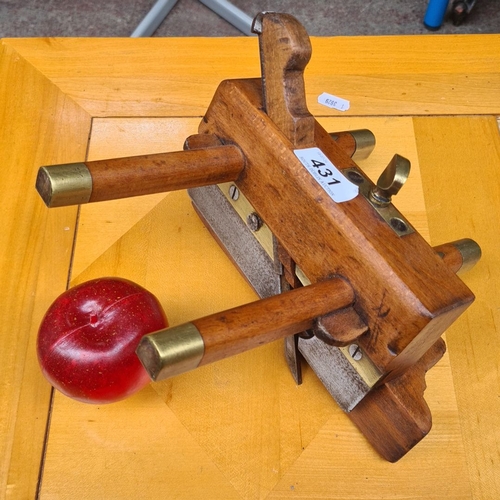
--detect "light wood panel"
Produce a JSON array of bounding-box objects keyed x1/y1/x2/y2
[
  {"x1": 0, "y1": 41, "x2": 91, "y2": 499},
  {"x1": 4, "y1": 36, "x2": 500, "y2": 117},
  {"x1": 40, "y1": 387, "x2": 243, "y2": 499},
  {"x1": 415, "y1": 115, "x2": 500, "y2": 500}
]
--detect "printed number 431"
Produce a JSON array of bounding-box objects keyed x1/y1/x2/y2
[{"x1": 311, "y1": 159, "x2": 340, "y2": 185}]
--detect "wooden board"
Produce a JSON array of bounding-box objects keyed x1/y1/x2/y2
[
  {"x1": 1, "y1": 34, "x2": 499, "y2": 499},
  {"x1": 4, "y1": 36, "x2": 500, "y2": 117},
  {"x1": 414, "y1": 115, "x2": 500, "y2": 499},
  {"x1": 0, "y1": 41, "x2": 90, "y2": 500}
]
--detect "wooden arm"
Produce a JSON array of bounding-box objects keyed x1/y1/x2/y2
[
  {"x1": 35, "y1": 139, "x2": 245, "y2": 207},
  {"x1": 136, "y1": 277, "x2": 354, "y2": 381},
  {"x1": 35, "y1": 127, "x2": 374, "y2": 208}
]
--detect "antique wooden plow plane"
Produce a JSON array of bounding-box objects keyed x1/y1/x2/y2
[{"x1": 35, "y1": 12, "x2": 480, "y2": 462}]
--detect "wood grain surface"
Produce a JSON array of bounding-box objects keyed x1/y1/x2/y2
[
  {"x1": 415, "y1": 115, "x2": 500, "y2": 499},
  {"x1": 194, "y1": 278, "x2": 354, "y2": 366},
  {"x1": 0, "y1": 34, "x2": 498, "y2": 499}
]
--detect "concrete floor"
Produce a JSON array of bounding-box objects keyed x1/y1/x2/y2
[{"x1": 0, "y1": 0, "x2": 498, "y2": 38}]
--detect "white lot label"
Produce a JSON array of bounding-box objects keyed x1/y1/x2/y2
[
  {"x1": 294, "y1": 147, "x2": 359, "y2": 203},
  {"x1": 318, "y1": 92, "x2": 350, "y2": 111}
]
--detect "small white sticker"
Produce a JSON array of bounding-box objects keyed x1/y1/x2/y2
[
  {"x1": 294, "y1": 147, "x2": 358, "y2": 203},
  {"x1": 318, "y1": 92, "x2": 350, "y2": 112}
]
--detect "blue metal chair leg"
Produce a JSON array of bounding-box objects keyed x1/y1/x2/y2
[{"x1": 423, "y1": 0, "x2": 450, "y2": 30}]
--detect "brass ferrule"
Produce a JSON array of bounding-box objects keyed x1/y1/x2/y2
[
  {"x1": 350, "y1": 129, "x2": 376, "y2": 161},
  {"x1": 36, "y1": 163, "x2": 92, "y2": 207},
  {"x1": 136, "y1": 323, "x2": 205, "y2": 381},
  {"x1": 453, "y1": 238, "x2": 482, "y2": 274}
]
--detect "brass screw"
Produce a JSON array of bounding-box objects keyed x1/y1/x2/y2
[
  {"x1": 228, "y1": 184, "x2": 239, "y2": 201},
  {"x1": 348, "y1": 344, "x2": 363, "y2": 361}
]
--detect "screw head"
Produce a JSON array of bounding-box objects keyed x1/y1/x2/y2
[
  {"x1": 247, "y1": 212, "x2": 263, "y2": 232},
  {"x1": 348, "y1": 344, "x2": 363, "y2": 361},
  {"x1": 228, "y1": 184, "x2": 239, "y2": 201}
]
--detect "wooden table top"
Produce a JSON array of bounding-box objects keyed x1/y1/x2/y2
[{"x1": 1, "y1": 34, "x2": 499, "y2": 499}]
